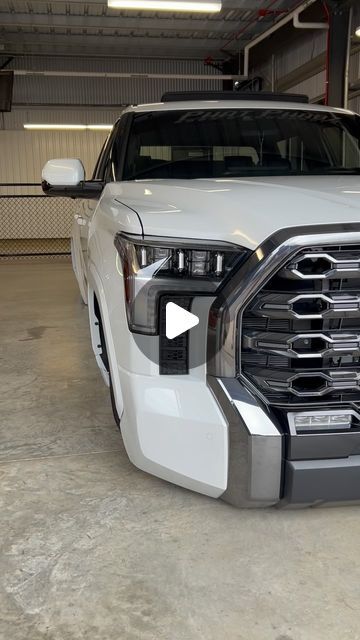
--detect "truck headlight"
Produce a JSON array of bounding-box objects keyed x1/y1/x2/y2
[{"x1": 115, "y1": 233, "x2": 249, "y2": 335}]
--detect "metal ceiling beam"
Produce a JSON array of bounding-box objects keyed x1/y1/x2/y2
[
  {"x1": 14, "y1": 69, "x2": 237, "y2": 79},
  {"x1": 0, "y1": 11, "x2": 251, "y2": 34},
  {"x1": 1, "y1": 43, "x2": 228, "y2": 58},
  {"x1": 0, "y1": 32, "x2": 239, "y2": 57},
  {"x1": 1, "y1": 50, "x2": 226, "y2": 60}
]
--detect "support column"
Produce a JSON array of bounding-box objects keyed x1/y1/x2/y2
[
  {"x1": 221, "y1": 58, "x2": 238, "y2": 91},
  {"x1": 327, "y1": 2, "x2": 352, "y2": 107}
]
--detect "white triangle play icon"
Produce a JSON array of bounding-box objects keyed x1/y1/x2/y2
[{"x1": 165, "y1": 302, "x2": 199, "y2": 340}]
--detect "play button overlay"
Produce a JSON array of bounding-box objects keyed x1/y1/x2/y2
[
  {"x1": 130, "y1": 283, "x2": 229, "y2": 370},
  {"x1": 165, "y1": 302, "x2": 199, "y2": 340}
]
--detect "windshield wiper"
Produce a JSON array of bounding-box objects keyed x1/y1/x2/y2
[
  {"x1": 128, "y1": 157, "x2": 210, "y2": 180},
  {"x1": 312, "y1": 167, "x2": 360, "y2": 175}
]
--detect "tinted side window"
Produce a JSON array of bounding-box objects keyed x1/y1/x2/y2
[
  {"x1": 92, "y1": 131, "x2": 114, "y2": 180},
  {"x1": 92, "y1": 116, "x2": 130, "y2": 181},
  {"x1": 108, "y1": 114, "x2": 132, "y2": 181}
]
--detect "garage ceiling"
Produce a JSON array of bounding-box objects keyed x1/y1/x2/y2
[{"x1": 0, "y1": 0, "x2": 299, "y2": 59}]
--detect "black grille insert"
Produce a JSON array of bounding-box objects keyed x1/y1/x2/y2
[
  {"x1": 159, "y1": 295, "x2": 192, "y2": 375},
  {"x1": 241, "y1": 244, "x2": 360, "y2": 406}
]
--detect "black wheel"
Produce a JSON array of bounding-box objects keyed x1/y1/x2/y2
[
  {"x1": 94, "y1": 295, "x2": 121, "y2": 429},
  {"x1": 110, "y1": 374, "x2": 120, "y2": 428}
]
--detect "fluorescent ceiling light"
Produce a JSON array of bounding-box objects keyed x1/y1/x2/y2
[
  {"x1": 23, "y1": 124, "x2": 112, "y2": 131},
  {"x1": 108, "y1": 0, "x2": 221, "y2": 12},
  {"x1": 24, "y1": 124, "x2": 86, "y2": 130},
  {"x1": 356, "y1": 26, "x2": 360, "y2": 38},
  {"x1": 87, "y1": 124, "x2": 113, "y2": 131}
]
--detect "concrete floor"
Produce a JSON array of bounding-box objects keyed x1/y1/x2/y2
[{"x1": 1, "y1": 263, "x2": 360, "y2": 640}]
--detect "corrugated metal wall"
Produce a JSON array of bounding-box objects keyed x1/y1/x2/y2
[
  {"x1": 0, "y1": 55, "x2": 222, "y2": 257},
  {"x1": 2, "y1": 108, "x2": 121, "y2": 130},
  {"x1": 1, "y1": 54, "x2": 222, "y2": 179},
  {"x1": 10, "y1": 55, "x2": 222, "y2": 106},
  {"x1": 0, "y1": 125, "x2": 108, "y2": 258},
  {"x1": 275, "y1": 30, "x2": 327, "y2": 79},
  {"x1": 10, "y1": 55, "x2": 222, "y2": 73},
  {"x1": 0, "y1": 130, "x2": 107, "y2": 258},
  {"x1": 14, "y1": 74, "x2": 222, "y2": 107},
  {"x1": 252, "y1": 7, "x2": 360, "y2": 112},
  {"x1": 2, "y1": 27, "x2": 359, "y2": 258},
  {"x1": 349, "y1": 45, "x2": 360, "y2": 114},
  {"x1": 0, "y1": 130, "x2": 108, "y2": 190},
  {"x1": 288, "y1": 71, "x2": 326, "y2": 103}
]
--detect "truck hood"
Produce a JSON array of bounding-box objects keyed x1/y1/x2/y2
[{"x1": 114, "y1": 176, "x2": 360, "y2": 250}]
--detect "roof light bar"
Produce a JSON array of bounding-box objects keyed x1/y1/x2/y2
[
  {"x1": 108, "y1": 0, "x2": 221, "y2": 12},
  {"x1": 23, "y1": 124, "x2": 112, "y2": 131}
]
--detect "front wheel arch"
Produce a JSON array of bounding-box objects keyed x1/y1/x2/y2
[
  {"x1": 93, "y1": 294, "x2": 109, "y2": 372},
  {"x1": 93, "y1": 293, "x2": 121, "y2": 427}
]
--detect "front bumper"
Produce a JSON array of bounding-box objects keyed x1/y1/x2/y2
[
  {"x1": 116, "y1": 364, "x2": 360, "y2": 507},
  {"x1": 208, "y1": 377, "x2": 283, "y2": 508},
  {"x1": 212, "y1": 376, "x2": 360, "y2": 508},
  {"x1": 285, "y1": 457, "x2": 360, "y2": 505},
  {"x1": 117, "y1": 366, "x2": 229, "y2": 498},
  {"x1": 204, "y1": 224, "x2": 360, "y2": 508}
]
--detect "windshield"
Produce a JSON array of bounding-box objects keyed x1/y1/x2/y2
[{"x1": 121, "y1": 108, "x2": 360, "y2": 180}]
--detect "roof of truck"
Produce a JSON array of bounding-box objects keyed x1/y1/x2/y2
[{"x1": 122, "y1": 100, "x2": 354, "y2": 116}]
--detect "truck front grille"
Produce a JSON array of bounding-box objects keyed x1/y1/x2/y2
[{"x1": 241, "y1": 245, "x2": 360, "y2": 407}]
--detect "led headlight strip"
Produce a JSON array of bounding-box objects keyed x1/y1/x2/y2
[{"x1": 115, "y1": 233, "x2": 249, "y2": 335}]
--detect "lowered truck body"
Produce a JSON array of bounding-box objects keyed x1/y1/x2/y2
[{"x1": 42, "y1": 94, "x2": 360, "y2": 507}]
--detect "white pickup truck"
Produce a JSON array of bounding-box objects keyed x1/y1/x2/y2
[{"x1": 42, "y1": 91, "x2": 360, "y2": 508}]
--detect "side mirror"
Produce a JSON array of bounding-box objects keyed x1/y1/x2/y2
[
  {"x1": 42, "y1": 158, "x2": 85, "y2": 186},
  {"x1": 41, "y1": 158, "x2": 104, "y2": 199}
]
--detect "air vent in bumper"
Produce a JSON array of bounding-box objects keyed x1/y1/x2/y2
[{"x1": 159, "y1": 295, "x2": 191, "y2": 375}]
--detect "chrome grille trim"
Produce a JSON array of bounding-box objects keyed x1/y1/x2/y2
[
  {"x1": 255, "y1": 292, "x2": 360, "y2": 319},
  {"x1": 244, "y1": 331, "x2": 360, "y2": 359},
  {"x1": 287, "y1": 251, "x2": 360, "y2": 280},
  {"x1": 207, "y1": 227, "x2": 360, "y2": 380},
  {"x1": 266, "y1": 370, "x2": 360, "y2": 397},
  {"x1": 240, "y1": 240, "x2": 360, "y2": 406}
]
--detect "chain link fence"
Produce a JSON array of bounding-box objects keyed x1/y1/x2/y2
[{"x1": 0, "y1": 184, "x2": 76, "y2": 263}]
